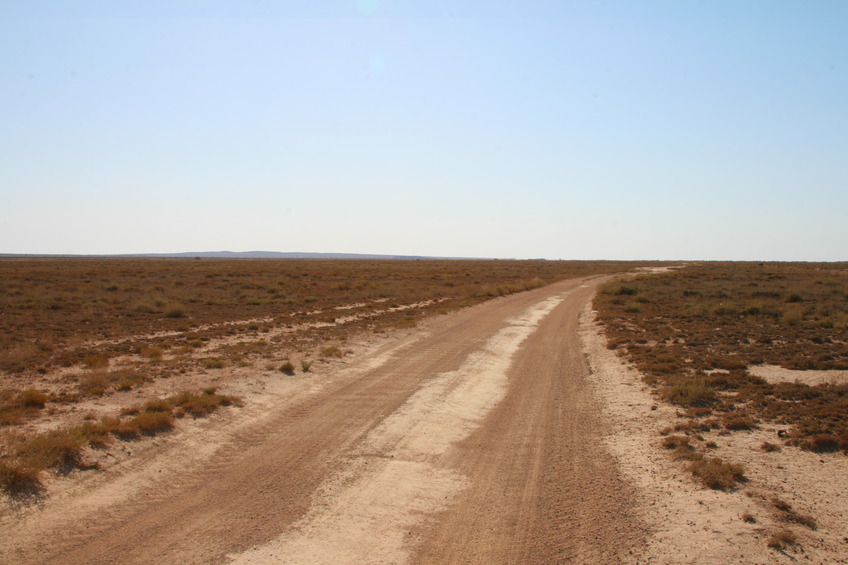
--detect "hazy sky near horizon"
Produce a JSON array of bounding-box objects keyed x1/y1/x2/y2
[{"x1": 2, "y1": 1, "x2": 846, "y2": 260}]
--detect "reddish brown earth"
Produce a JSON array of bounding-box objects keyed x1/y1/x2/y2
[
  {"x1": 1, "y1": 277, "x2": 646, "y2": 564},
  {"x1": 8, "y1": 273, "x2": 843, "y2": 564}
]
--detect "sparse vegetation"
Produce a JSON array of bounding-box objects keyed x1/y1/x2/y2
[
  {"x1": 760, "y1": 441, "x2": 782, "y2": 452},
  {"x1": 320, "y1": 346, "x2": 343, "y2": 359},
  {"x1": 767, "y1": 529, "x2": 797, "y2": 549},
  {"x1": 0, "y1": 388, "x2": 239, "y2": 496},
  {"x1": 1, "y1": 258, "x2": 653, "y2": 498},
  {"x1": 688, "y1": 455, "x2": 746, "y2": 491},
  {"x1": 772, "y1": 497, "x2": 817, "y2": 529},
  {"x1": 595, "y1": 262, "x2": 848, "y2": 452}
]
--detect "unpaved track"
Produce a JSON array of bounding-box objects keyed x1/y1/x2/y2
[{"x1": 2, "y1": 277, "x2": 644, "y2": 564}]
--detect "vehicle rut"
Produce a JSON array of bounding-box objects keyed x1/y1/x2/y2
[{"x1": 1, "y1": 277, "x2": 644, "y2": 564}]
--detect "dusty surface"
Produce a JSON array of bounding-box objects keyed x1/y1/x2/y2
[
  {"x1": 581, "y1": 305, "x2": 848, "y2": 564},
  {"x1": 749, "y1": 364, "x2": 848, "y2": 386},
  {"x1": 4, "y1": 275, "x2": 846, "y2": 564},
  {"x1": 0, "y1": 277, "x2": 644, "y2": 564}
]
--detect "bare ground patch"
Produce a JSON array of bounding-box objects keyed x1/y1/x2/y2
[{"x1": 581, "y1": 303, "x2": 848, "y2": 563}]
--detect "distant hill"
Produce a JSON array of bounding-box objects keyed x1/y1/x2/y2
[{"x1": 0, "y1": 251, "x2": 497, "y2": 260}]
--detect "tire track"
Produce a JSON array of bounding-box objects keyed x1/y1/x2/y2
[{"x1": 2, "y1": 279, "x2": 590, "y2": 564}]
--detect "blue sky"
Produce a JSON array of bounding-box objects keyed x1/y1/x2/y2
[{"x1": 1, "y1": 1, "x2": 846, "y2": 260}]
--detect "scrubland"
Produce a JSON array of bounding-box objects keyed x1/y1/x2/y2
[
  {"x1": 0, "y1": 258, "x2": 648, "y2": 498},
  {"x1": 594, "y1": 261, "x2": 848, "y2": 557},
  {"x1": 595, "y1": 262, "x2": 848, "y2": 453}
]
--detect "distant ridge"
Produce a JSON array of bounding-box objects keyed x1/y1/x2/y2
[{"x1": 0, "y1": 251, "x2": 500, "y2": 260}]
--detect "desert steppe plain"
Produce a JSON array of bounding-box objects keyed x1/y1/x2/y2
[{"x1": 1, "y1": 259, "x2": 847, "y2": 563}]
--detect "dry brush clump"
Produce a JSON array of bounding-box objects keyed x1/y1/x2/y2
[
  {"x1": 0, "y1": 388, "x2": 240, "y2": 497},
  {"x1": 767, "y1": 529, "x2": 797, "y2": 550},
  {"x1": 665, "y1": 434, "x2": 746, "y2": 490},
  {"x1": 595, "y1": 262, "x2": 848, "y2": 453}
]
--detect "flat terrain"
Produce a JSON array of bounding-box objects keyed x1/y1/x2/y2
[
  {"x1": 1, "y1": 276, "x2": 645, "y2": 563},
  {"x1": 3, "y1": 261, "x2": 847, "y2": 563}
]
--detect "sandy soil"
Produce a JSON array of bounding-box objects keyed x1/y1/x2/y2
[
  {"x1": 581, "y1": 304, "x2": 848, "y2": 564},
  {"x1": 2, "y1": 276, "x2": 846, "y2": 563},
  {"x1": 749, "y1": 364, "x2": 848, "y2": 386}
]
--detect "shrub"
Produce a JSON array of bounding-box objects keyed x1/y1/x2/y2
[
  {"x1": 169, "y1": 390, "x2": 238, "y2": 417},
  {"x1": 773, "y1": 497, "x2": 817, "y2": 530},
  {"x1": 661, "y1": 435, "x2": 691, "y2": 449},
  {"x1": 760, "y1": 441, "x2": 782, "y2": 452},
  {"x1": 0, "y1": 460, "x2": 42, "y2": 494},
  {"x1": 301, "y1": 360, "x2": 312, "y2": 372},
  {"x1": 767, "y1": 529, "x2": 796, "y2": 549},
  {"x1": 320, "y1": 346, "x2": 343, "y2": 358},
  {"x1": 614, "y1": 285, "x2": 638, "y2": 296},
  {"x1": 800, "y1": 434, "x2": 841, "y2": 453},
  {"x1": 710, "y1": 357, "x2": 748, "y2": 371},
  {"x1": 279, "y1": 361, "x2": 295, "y2": 375},
  {"x1": 660, "y1": 378, "x2": 716, "y2": 407},
  {"x1": 142, "y1": 399, "x2": 173, "y2": 413},
  {"x1": 203, "y1": 358, "x2": 225, "y2": 369},
  {"x1": 723, "y1": 415, "x2": 758, "y2": 431},
  {"x1": 78, "y1": 373, "x2": 108, "y2": 397},
  {"x1": 23, "y1": 429, "x2": 86, "y2": 474},
  {"x1": 164, "y1": 306, "x2": 186, "y2": 319},
  {"x1": 84, "y1": 354, "x2": 110, "y2": 369},
  {"x1": 689, "y1": 456, "x2": 745, "y2": 490},
  {"x1": 140, "y1": 346, "x2": 163, "y2": 360},
  {"x1": 781, "y1": 306, "x2": 803, "y2": 326},
  {"x1": 132, "y1": 410, "x2": 174, "y2": 435},
  {"x1": 18, "y1": 388, "x2": 48, "y2": 408}
]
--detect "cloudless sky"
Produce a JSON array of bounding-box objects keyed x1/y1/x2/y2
[{"x1": 1, "y1": 1, "x2": 846, "y2": 260}]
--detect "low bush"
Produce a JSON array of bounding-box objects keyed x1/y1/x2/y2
[
  {"x1": 320, "y1": 346, "x2": 343, "y2": 358},
  {"x1": 661, "y1": 435, "x2": 691, "y2": 449},
  {"x1": 660, "y1": 378, "x2": 716, "y2": 407},
  {"x1": 760, "y1": 441, "x2": 782, "y2": 452},
  {"x1": 164, "y1": 306, "x2": 186, "y2": 319},
  {"x1": 133, "y1": 410, "x2": 174, "y2": 435},
  {"x1": 689, "y1": 456, "x2": 745, "y2": 490},
  {"x1": 169, "y1": 389, "x2": 238, "y2": 417},
  {"x1": 767, "y1": 529, "x2": 797, "y2": 550},
  {"x1": 773, "y1": 497, "x2": 817, "y2": 530},
  {"x1": 723, "y1": 415, "x2": 758, "y2": 431},
  {"x1": 800, "y1": 434, "x2": 841, "y2": 453},
  {"x1": 18, "y1": 388, "x2": 49, "y2": 408}
]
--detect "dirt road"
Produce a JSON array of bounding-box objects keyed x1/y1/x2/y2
[{"x1": 1, "y1": 277, "x2": 645, "y2": 564}]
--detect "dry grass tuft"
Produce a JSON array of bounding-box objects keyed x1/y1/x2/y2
[
  {"x1": 661, "y1": 435, "x2": 691, "y2": 449},
  {"x1": 319, "y1": 346, "x2": 343, "y2": 359},
  {"x1": 722, "y1": 415, "x2": 758, "y2": 431},
  {"x1": 688, "y1": 455, "x2": 746, "y2": 490},
  {"x1": 169, "y1": 390, "x2": 239, "y2": 418},
  {"x1": 760, "y1": 441, "x2": 782, "y2": 452},
  {"x1": 767, "y1": 529, "x2": 797, "y2": 549},
  {"x1": 1, "y1": 387, "x2": 240, "y2": 495},
  {"x1": 660, "y1": 378, "x2": 716, "y2": 407},
  {"x1": 18, "y1": 389, "x2": 49, "y2": 408},
  {"x1": 741, "y1": 511, "x2": 757, "y2": 523},
  {"x1": 772, "y1": 497, "x2": 817, "y2": 530}
]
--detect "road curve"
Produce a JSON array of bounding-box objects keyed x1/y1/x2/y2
[{"x1": 2, "y1": 277, "x2": 645, "y2": 564}]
